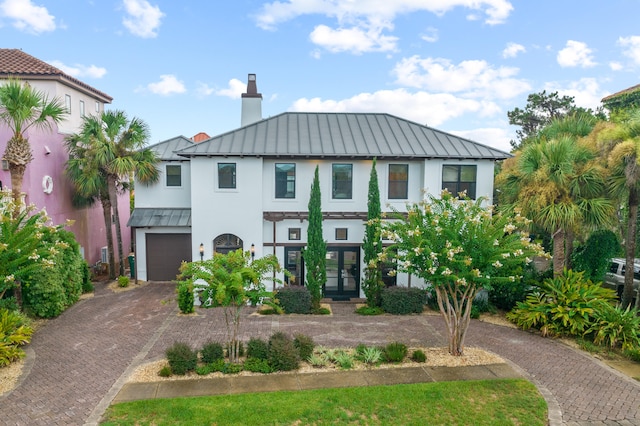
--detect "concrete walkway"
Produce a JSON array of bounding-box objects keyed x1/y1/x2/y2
[{"x1": 0, "y1": 281, "x2": 638, "y2": 425}]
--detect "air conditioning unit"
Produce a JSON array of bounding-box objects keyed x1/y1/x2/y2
[{"x1": 101, "y1": 246, "x2": 108, "y2": 264}]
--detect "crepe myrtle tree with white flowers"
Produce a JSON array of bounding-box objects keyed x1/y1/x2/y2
[{"x1": 380, "y1": 190, "x2": 546, "y2": 356}]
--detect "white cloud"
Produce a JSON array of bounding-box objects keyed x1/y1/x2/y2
[
  {"x1": 256, "y1": 0, "x2": 514, "y2": 30},
  {"x1": 48, "y1": 60, "x2": 107, "y2": 79},
  {"x1": 618, "y1": 35, "x2": 640, "y2": 66},
  {"x1": 452, "y1": 127, "x2": 513, "y2": 153},
  {"x1": 420, "y1": 27, "x2": 438, "y2": 43},
  {"x1": 146, "y1": 75, "x2": 186, "y2": 96},
  {"x1": 122, "y1": 0, "x2": 164, "y2": 38},
  {"x1": 0, "y1": 0, "x2": 56, "y2": 34},
  {"x1": 557, "y1": 40, "x2": 596, "y2": 68},
  {"x1": 309, "y1": 23, "x2": 398, "y2": 54},
  {"x1": 289, "y1": 88, "x2": 501, "y2": 127},
  {"x1": 502, "y1": 42, "x2": 525, "y2": 58},
  {"x1": 214, "y1": 78, "x2": 246, "y2": 99},
  {"x1": 392, "y1": 56, "x2": 531, "y2": 100},
  {"x1": 609, "y1": 61, "x2": 623, "y2": 71},
  {"x1": 544, "y1": 78, "x2": 606, "y2": 110},
  {"x1": 195, "y1": 82, "x2": 216, "y2": 97}
]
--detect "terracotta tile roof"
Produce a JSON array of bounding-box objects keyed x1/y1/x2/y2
[
  {"x1": 601, "y1": 83, "x2": 640, "y2": 102},
  {"x1": 0, "y1": 48, "x2": 112, "y2": 103}
]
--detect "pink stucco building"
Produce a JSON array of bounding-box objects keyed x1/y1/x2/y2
[{"x1": 0, "y1": 49, "x2": 131, "y2": 268}]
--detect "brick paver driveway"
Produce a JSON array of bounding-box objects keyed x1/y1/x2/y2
[{"x1": 1, "y1": 281, "x2": 638, "y2": 425}]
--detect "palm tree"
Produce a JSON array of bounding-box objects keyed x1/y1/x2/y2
[
  {"x1": 67, "y1": 111, "x2": 159, "y2": 278},
  {"x1": 497, "y1": 116, "x2": 614, "y2": 276},
  {"x1": 65, "y1": 133, "x2": 116, "y2": 279},
  {"x1": 590, "y1": 110, "x2": 640, "y2": 307},
  {"x1": 0, "y1": 79, "x2": 67, "y2": 207}
]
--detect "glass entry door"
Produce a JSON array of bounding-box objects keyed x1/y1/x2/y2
[{"x1": 324, "y1": 247, "x2": 360, "y2": 300}]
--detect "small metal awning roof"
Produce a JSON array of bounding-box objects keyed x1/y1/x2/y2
[{"x1": 127, "y1": 208, "x2": 191, "y2": 228}]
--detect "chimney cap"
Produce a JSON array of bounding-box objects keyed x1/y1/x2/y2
[{"x1": 242, "y1": 73, "x2": 262, "y2": 99}]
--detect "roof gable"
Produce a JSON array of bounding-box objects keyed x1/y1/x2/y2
[
  {"x1": 147, "y1": 136, "x2": 194, "y2": 161},
  {"x1": 175, "y1": 112, "x2": 510, "y2": 160},
  {"x1": 0, "y1": 49, "x2": 112, "y2": 103}
]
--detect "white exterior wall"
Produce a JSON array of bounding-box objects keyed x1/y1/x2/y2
[
  {"x1": 24, "y1": 80, "x2": 105, "y2": 134},
  {"x1": 135, "y1": 160, "x2": 191, "y2": 208},
  {"x1": 190, "y1": 156, "x2": 264, "y2": 261}
]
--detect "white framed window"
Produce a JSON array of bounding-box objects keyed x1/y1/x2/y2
[
  {"x1": 65, "y1": 94, "x2": 71, "y2": 113},
  {"x1": 79, "y1": 100, "x2": 85, "y2": 117},
  {"x1": 95, "y1": 101, "x2": 100, "y2": 113}
]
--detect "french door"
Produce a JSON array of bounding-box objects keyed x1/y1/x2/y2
[{"x1": 324, "y1": 247, "x2": 360, "y2": 300}]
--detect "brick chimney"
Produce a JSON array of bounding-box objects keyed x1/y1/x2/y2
[{"x1": 241, "y1": 73, "x2": 262, "y2": 127}]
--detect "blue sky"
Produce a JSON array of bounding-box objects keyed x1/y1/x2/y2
[{"x1": 2, "y1": 0, "x2": 639, "y2": 152}]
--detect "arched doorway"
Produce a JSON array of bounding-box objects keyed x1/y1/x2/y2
[{"x1": 213, "y1": 233, "x2": 243, "y2": 254}]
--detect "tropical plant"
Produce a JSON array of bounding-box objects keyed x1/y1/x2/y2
[
  {"x1": 0, "y1": 190, "x2": 58, "y2": 309},
  {"x1": 589, "y1": 110, "x2": 640, "y2": 307},
  {"x1": 65, "y1": 111, "x2": 159, "y2": 278},
  {"x1": 362, "y1": 158, "x2": 384, "y2": 307},
  {"x1": 507, "y1": 269, "x2": 617, "y2": 337},
  {"x1": 0, "y1": 308, "x2": 33, "y2": 367},
  {"x1": 177, "y1": 249, "x2": 281, "y2": 363},
  {"x1": 304, "y1": 165, "x2": 326, "y2": 311},
  {"x1": 0, "y1": 78, "x2": 67, "y2": 208},
  {"x1": 497, "y1": 115, "x2": 613, "y2": 276},
  {"x1": 588, "y1": 305, "x2": 640, "y2": 351},
  {"x1": 381, "y1": 191, "x2": 545, "y2": 356}
]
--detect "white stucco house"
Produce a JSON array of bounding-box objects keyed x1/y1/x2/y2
[{"x1": 129, "y1": 74, "x2": 511, "y2": 300}]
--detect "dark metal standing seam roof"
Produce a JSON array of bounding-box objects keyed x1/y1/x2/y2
[
  {"x1": 147, "y1": 136, "x2": 194, "y2": 161},
  {"x1": 174, "y1": 112, "x2": 511, "y2": 160},
  {"x1": 127, "y1": 208, "x2": 191, "y2": 228}
]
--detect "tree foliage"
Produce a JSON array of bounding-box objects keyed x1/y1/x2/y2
[
  {"x1": 496, "y1": 115, "x2": 613, "y2": 276},
  {"x1": 0, "y1": 78, "x2": 67, "y2": 208},
  {"x1": 381, "y1": 191, "x2": 546, "y2": 356},
  {"x1": 304, "y1": 166, "x2": 326, "y2": 310},
  {"x1": 507, "y1": 90, "x2": 604, "y2": 149},
  {"x1": 177, "y1": 249, "x2": 281, "y2": 363},
  {"x1": 362, "y1": 158, "x2": 384, "y2": 307},
  {"x1": 66, "y1": 110, "x2": 159, "y2": 278}
]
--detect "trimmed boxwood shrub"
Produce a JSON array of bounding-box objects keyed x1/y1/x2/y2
[
  {"x1": 166, "y1": 342, "x2": 198, "y2": 375},
  {"x1": 276, "y1": 285, "x2": 312, "y2": 314},
  {"x1": 293, "y1": 333, "x2": 315, "y2": 360},
  {"x1": 381, "y1": 287, "x2": 427, "y2": 315},
  {"x1": 268, "y1": 332, "x2": 300, "y2": 371},
  {"x1": 247, "y1": 337, "x2": 269, "y2": 360},
  {"x1": 200, "y1": 341, "x2": 224, "y2": 364}
]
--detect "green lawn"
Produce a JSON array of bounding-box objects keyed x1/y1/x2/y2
[{"x1": 102, "y1": 379, "x2": 547, "y2": 425}]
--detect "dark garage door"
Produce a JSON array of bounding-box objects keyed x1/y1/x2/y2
[{"x1": 146, "y1": 233, "x2": 192, "y2": 281}]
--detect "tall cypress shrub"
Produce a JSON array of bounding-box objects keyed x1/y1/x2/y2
[
  {"x1": 305, "y1": 166, "x2": 326, "y2": 310},
  {"x1": 363, "y1": 158, "x2": 384, "y2": 307}
]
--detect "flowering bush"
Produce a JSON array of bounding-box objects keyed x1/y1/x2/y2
[
  {"x1": 0, "y1": 190, "x2": 58, "y2": 308},
  {"x1": 380, "y1": 190, "x2": 546, "y2": 355}
]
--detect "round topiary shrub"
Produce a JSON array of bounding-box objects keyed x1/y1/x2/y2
[
  {"x1": 293, "y1": 333, "x2": 315, "y2": 360},
  {"x1": 247, "y1": 337, "x2": 269, "y2": 360},
  {"x1": 177, "y1": 281, "x2": 194, "y2": 314},
  {"x1": 166, "y1": 342, "x2": 197, "y2": 375},
  {"x1": 275, "y1": 286, "x2": 312, "y2": 314},
  {"x1": 381, "y1": 287, "x2": 427, "y2": 315},
  {"x1": 268, "y1": 332, "x2": 300, "y2": 371},
  {"x1": 200, "y1": 341, "x2": 224, "y2": 364}
]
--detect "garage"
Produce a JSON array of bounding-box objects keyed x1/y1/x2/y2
[{"x1": 146, "y1": 233, "x2": 192, "y2": 281}]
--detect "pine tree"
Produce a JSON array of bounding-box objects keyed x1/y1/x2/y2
[
  {"x1": 305, "y1": 166, "x2": 326, "y2": 310},
  {"x1": 362, "y1": 158, "x2": 384, "y2": 307}
]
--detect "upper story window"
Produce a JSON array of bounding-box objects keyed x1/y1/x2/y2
[
  {"x1": 79, "y1": 100, "x2": 85, "y2": 117},
  {"x1": 332, "y1": 164, "x2": 352, "y2": 199},
  {"x1": 218, "y1": 163, "x2": 236, "y2": 189},
  {"x1": 442, "y1": 165, "x2": 477, "y2": 199},
  {"x1": 166, "y1": 165, "x2": 181, "y2": 187},
  {"x1": 65, "y1": 94, "x2": 71, "y2": 113},
  {"x1": 388, "y1": 164, "x2": 408, "y2": 199},
  {"x1": 95, "y1": 101, "x2": 100, "y2": 113},
  {"x1": 275, "y1": 163, "x2": 295, "y2": 198}
]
